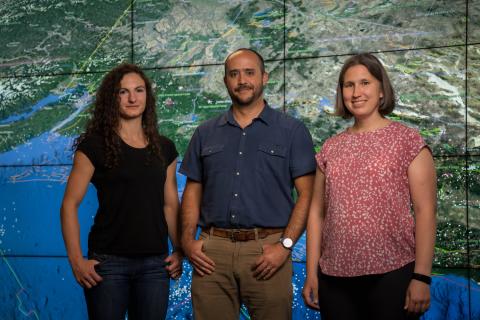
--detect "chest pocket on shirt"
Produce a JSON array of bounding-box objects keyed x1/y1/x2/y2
[
  {"x1": 256, "y1": 143, "x2": 287, "y2": 173},
  {"x1": 201, "y1": 144, "x2": 225, "y2": 173}
]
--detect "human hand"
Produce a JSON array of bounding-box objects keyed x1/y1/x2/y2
[
  {"x1": 183, "y1": 239, "x2": 215, "y2": 276},
  {"x1": 252, "y1": 243, "x2": 290, "y2": 280},
  {"x1": 404, "y1": 279, "x2": 431, "y2": 314},
  {"x1": 302, "y1": 276, "x2": 320, "y2": 310},
  {"x1": 71, "y1": 258, "x2": 103, "y2": 289},
  {"x1": 165, "y1": 251, "x2": 183, "y2": 279}
]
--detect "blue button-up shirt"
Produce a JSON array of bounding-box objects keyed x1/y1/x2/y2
[{"x1": 179, "y1": 103, "x2": 316, "y2": 228}]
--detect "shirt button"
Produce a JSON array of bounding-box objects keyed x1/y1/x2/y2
[
  {"x1": 236, "y1": 172, "x2": 240, "y2": 175},
  {"x1": 234, "y1": 193, "x2": 238, "y2": 197},
  {"x1": 232, "y1": 214, "x2": 236, "y2": 218},
  {"x1": 239, "y1": 151, "x2": 243, "y2": 155},
  {"x1": 270, "y1": 150, "x2": 274, "y2": 154},
  {"x1": 242, "y1": 132, "x2": 246, "y2": 136}
]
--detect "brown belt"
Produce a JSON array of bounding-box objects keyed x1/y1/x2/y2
[{"x1": 202, "y1": 227, "x2": 284, "y2": 242}]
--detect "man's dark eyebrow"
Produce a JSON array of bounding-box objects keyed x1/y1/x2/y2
[{"x1": 229, "y1": 68, "x2": 256, "y2": 72}]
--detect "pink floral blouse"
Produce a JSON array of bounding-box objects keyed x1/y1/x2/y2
[{"x1": 316, "y1": 121, "x2": 429, "y2": 277}]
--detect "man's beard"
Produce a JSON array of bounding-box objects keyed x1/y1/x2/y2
[{"x1": 229, "y1": 84, "x2": 264, "y2": 107}]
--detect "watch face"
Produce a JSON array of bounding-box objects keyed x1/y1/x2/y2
[{"x1": 282, "y1": 238, "x2": 293, "y2": 248}]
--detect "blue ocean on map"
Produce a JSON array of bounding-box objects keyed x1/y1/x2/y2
[
  {"x1": 0, "y1": 94, "x2": 61, "y2": 125},
  {"x1": 0, "y1": 132, "x2": 75, "y2": 166}
]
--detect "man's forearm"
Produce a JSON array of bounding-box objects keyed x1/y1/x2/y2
[
  {"x1": 180, "y1": 180, "x2": 203, "y2": 244},
  {"x1": 283, "y1": 174, "x2": 314, "y2": 242},
  {"x1": 181, "y1": 208, "x2": 199, "y2": 244}
]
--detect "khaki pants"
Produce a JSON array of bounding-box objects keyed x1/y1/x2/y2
[{"x1": 192, "y1": 230, "x2": 293, "y2": 320}]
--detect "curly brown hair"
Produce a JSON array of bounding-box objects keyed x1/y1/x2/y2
[{"x1": 75, "y1": 63, "x2": 164, "y2": 168}]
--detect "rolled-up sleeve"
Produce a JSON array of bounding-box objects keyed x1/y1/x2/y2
[
  {"x1": 289, "y1": 123, "x2": 316, "y2": 178},
  {"x1": 179, "y1": 128, "x2": 202, "y2": 182}
]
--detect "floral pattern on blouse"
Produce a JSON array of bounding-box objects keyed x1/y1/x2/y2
[{"x1": 316, "y1": 121, "x2": 429, "y2": 276}]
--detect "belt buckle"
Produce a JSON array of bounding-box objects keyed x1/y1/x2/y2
[{"x1": 229, "y1": 230, "x2": 240, "y2": 242}]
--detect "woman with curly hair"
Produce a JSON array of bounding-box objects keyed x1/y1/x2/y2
[
  {"x1": 302, "y1": 53, "x2": 436, "y2": 320},
  {"x1": 61, "y1": 63, "x2": 182, "y2": 319}
]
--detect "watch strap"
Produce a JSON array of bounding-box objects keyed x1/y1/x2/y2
[{"x1": 412, "y1": 272, "x2": 432, "y2": 285}]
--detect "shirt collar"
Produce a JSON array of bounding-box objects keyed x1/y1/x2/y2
[{"x1": 218, "y1": 100, "x2": 273, "y2": 127}]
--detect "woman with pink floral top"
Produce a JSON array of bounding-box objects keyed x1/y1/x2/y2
[{"x1": 302, "y1": 53, "x2": 437, "y2": 320}]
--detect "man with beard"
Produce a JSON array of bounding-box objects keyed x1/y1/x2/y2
[{"x1": 180, "y1": 48, "x2": 315, "y2": 320}]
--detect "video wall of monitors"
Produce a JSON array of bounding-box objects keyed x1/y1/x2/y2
[{"x1": 0, "y1": 1, "x2": 479, "y2": 319}]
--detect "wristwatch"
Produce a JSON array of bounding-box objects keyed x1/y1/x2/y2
[{"x1": 279, "y1": 237, "x2": 293, "y2": 250}]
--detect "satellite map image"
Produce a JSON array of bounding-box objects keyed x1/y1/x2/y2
[{"x1": 0, "y1": 0, "x2": 479, "y2": 319}]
